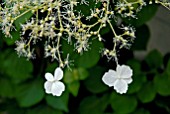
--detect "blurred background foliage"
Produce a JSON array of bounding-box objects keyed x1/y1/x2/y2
[{"x1": 0, "y1": 1, "x2": 170, "y2": 114}]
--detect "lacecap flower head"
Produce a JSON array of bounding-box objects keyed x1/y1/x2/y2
[
  {"x1": 44, "y1": 67, "x2": 65, "y2": 96},
  {"x1": 102, "y1": 64, "x2": 133, "y2": 94}
]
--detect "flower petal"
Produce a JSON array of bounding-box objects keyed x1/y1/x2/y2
[
  {"x1": 45, "y1": 73, "x2": 54, "y2": 81},
  {"x1": 44, "y1": 81, "x2": 53, "y2": 94},
  {"x1": 51, "y1": 81, "x2": 65, "y2": 96},
  {"x1": 54, "y1": 67, "x2": 63, "y2": 80},
  {"x1": 116, "y1": 65, "x2": 133, "y2": 78},
  {"x1": 113, "y1": 79, "x2": 128, "y2": 94},
  {"x1": 124, "y1": 78, "x2": 133, "y2": 84},
  {"x1": 102, "y1": 70, "x2": 117, "y2": 87}
]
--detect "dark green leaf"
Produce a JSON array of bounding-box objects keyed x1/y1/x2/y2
[
  {"x1": 128, "y1": 73, "x2": 147, "y2": 94},
  {"x1": 124, "y1": 4, "x2": 158, "y2": 27},
  {"x1": 75, "y1": 39, "x2": 103, "y2": 68},
  {"x1": 110, "y1": 93, "x2": 137, "y2": 114},
  {"x1": 137, "y1": 82, "x2": 156, "y2": 103},
  {"x1": 2, "y1": 51, "x2": 33, "y2": 83},
  {"x1": 16, "y1": 79, "x2": 45, "y2": 107},
  {"x1": 2, "y1": 30, "x2": 20, "y2": 45},
  {"x1": 84, "y1": 66, "x2": 108, "y2": 93},
  {"x1": 145, "y1": 50, "x2": 163, "y2": 69},
  {"x1": 0, "y1": 78, "x2": 14, "y2": 98},
  {"x1": 132, "y1": 108, "x2": 150, "y2": 114},
  {"x1": 166, "y1": 59, "x2": 170, "y2": 75},
  {"x1": 45, "y1": 91, "x2": 69, "y2": 112},
  {"x1": 64, "y1": 68, "x2": 89, "y2": 83},
  {"x1": 131, "y1": 25, "x2": 150, "y2": 50},
  {"x1": 68, "y1": 81, "x2": 80, "y2": 97},
  {"x1": 26, "y1": 105, "x2": 63, "y2": 114},
  {"x1": 154, "y1": 72, "x2": 170, "y2": 96},
  {"x1": 79, "y1": 95, "x2": 109, "y2": 114},
  {"x1": 14, "y1": 11, "x2": 33, "y2": 30}
]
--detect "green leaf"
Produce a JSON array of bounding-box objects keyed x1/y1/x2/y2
[
  {"x1": 131, "y1": 25, "x2": 150, "y2": 50},
  {"x1": 79, "y1": 95, "x2": 109, "y2": 114},
  {"x1": 127, "y1": 59, "x2": 141, "y2": 75},
  {"x1": 2, "y1": 30, "x2": 20, "y2": 45},
  {"x1": 68, "y1": 81, "x2": 80, "y2": 97},
  {"x1": 0, "y1": 78, "x2": 14, "y2": 98},
  {"x1": 77, "y1": 68, "x2": 89, "y2": 80},
  {"x1": 2, "y1": 51, "x2": 33, "y2": 83},
  {"x1": 154, "y1": 72, "x2": 170, "y2": 96},
  {"x1": 15, "y1": 79, "x2": 45, "y2": 107},
  {"x1": 128, "y1": 73, "x2": 147, "y2": 94},
  {"x1": 45, "y1": 91, "x2": 69, "y2": 112},
  {"x1": 75, "y1": 39, "x2": 103, "y2": 68},
  {"x1": 75, "y1": 0, "x2": 98, "y2": 16},
  {"x1": 84, "y1": 66, "x2": 108, "y2": 94},
  {"x1": 137, "y1": 82, "x2": 156, "y2": 103},
  {"x1": 110, "y1": 93, "x2": 137, "y2": 114},
  {"x1": 64, "y1": 68, "x2": 89, "y2": 83},
  {"x1": 26, "y1": 105, "x2": 63, "y2": 114},
  {"x1": 124, "y1": 4, "x2": 158, "y2": 27},
  {"x1": 166, "y1": 59, "x2": 170, "y2": 75},
  {"x1": 45, "y1": 62, "x2": 58, "y2": 73},
  {"x1": 145, "y1": 50, "x2": 163, "y2": 69},
  {"x1": 132, "y1": 108, "x2": 150, "y2": 114},
  {"x1": 14, "y1": 11, "x2": 33, "y2": 30}
]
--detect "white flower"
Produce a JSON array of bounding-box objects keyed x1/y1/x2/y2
[
  {"x1": 44, "y1": 67, "x2": 65, "y2": 96},
  {"x1": 102, "y1": 65, "x2": 133, "y2": 94}
]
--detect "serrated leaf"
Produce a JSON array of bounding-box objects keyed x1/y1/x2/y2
[
  {"x1": 45, "y1": 91, "x2": 69, "y2": 112},
  {"x1": 16, "y1": 79, "x2": 45, "y2": 107},
  {"x1": 110, "y1": 93, "x2": 137, "y2": 114},
  {"x1": 137, "y1": 82, "x2": 156, "y2": 103}
]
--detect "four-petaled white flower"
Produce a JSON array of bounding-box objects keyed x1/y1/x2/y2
[
  {"x1": 102, "y1": 65, "x2": 133, "y2": 94},
  {"x1": 44, "y1": 67, "x2": 65, "y2": 96}
]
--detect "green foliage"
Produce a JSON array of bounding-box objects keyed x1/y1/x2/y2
[
  {"x1": 75, "y1": 39, "x2": 104, "y2": 68},
  {"x1": 2, "y1": 30, "x2": 20, "y2": 45},
  {"x1": 26, "y1": 105, "x2": 63, "y2": 114},
  {"x1": 84, "y1": 66, "x2": 109, "y2": 94},
  {"x1": 15, "y1": 79, "x2": 44, "y2": 107},
  {"x1": 145, "y1": 49, "x2": 163, "y2": 69},
  {"x1": 137, "y1": 82, "x2": 156, "y2": 103},
  {"x1": 111, "y1": 93, "x2": 137, "y2": 114},
  {"x1": 0, "y1": 1, "x2": 170, "y2": 114},
  {"x1": 79, "y1": 94, "x2": 109, "y2": 114},
  {"x1": 124, "y1": 4, "x2": 158, "y2": 27},
  {"x1": 131, "y1": 25, "x2": 150, "y2": 50},
  {"x1": 14, "y1": 11, "x2": 33, "y2": 30},
  {"x1": 0, "y1": 50, "x2": 33, "y2": 83},
  {"x1": 45, "y1": 91, "x2": 69, "y2": 112}
]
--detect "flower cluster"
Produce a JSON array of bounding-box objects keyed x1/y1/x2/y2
[{"x1": 0, "y1": 0, "x2": 170, "y2": 95}]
